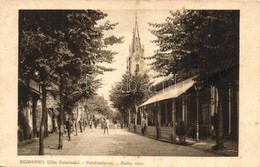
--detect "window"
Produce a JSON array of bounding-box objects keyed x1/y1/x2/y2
[{"x1": 136, "y1": 64, "x2": 139, "y2": 73}]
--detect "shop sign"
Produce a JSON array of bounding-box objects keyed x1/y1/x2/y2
[{"x1": 29, "y1": 79, "x2": 41, "y2": 93}]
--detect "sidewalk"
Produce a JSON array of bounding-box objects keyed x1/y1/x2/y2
[
  {"x1": 187, "y1": 138, "x2": 238, "y2": 156},
  {"x1": 126, "y1": 128, "x2": 238, "y2": 156},
  {"x1": 160, "y1": 136, "x2": 238, "y2": 156},
  {"x1": 18, "y1": 131, "x2": 82, "y2": 155}
]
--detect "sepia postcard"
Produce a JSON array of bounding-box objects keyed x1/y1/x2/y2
[{"x1": 0, "y1": 0, "x2": 260, "y2": 167}]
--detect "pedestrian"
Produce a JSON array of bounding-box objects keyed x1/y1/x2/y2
[
  {"x1": 78, "y1": 119, "x2": 83, "y2": 132},
  {"x1": 101, "y1": 118, "x2": 104, "y2": 129},
  {"x1": 94, "y1": 120, "x2": 97, "y2": 128},
  {"x1": 141, "y1": 117, "x2": 146, "y2": 135},
  {"x1": 178, "y1": 121, "x2": 187, "y2": 145},
  {"x1": 120, "y1": 121, "x2": 124, "y2": 129},
  {"x1": 89, "y1": 120, "x2": 92, "y2": 129},
  {"x1": 84, "y1": 120, "x2": 87, "y2": 130},
  {"x1": 104, "y1": 117, "x2": 110, "y2": 134},
  {"x1": 65, "y1": 118, "x2": 72, "y2": 141}
]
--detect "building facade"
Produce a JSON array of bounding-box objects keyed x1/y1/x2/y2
[
  {"x1": 46, "y1": 85, "x2": 60, "y2": 134},
  {"x1": 18, "y1": 78, "x2": 42, "y2": 141},
  {"x1": 127, "y1": 15, "x2": 147, "y2": 76},
  {"x1": 130, "y1": 76, "x2": 239, "y2": 142},
  {"x1": 18, "y1": 79, "x2": 60, "y2": 142}
]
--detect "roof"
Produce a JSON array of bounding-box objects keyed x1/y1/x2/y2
[
  {"x1": 139, "y1": 77, "x2": 195, "y2": 107},
  {"x1": 150, "y1": 74, "x2": 174, "y2": 86}
]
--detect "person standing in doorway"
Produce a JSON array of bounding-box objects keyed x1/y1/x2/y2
[
  {"x1": 104, "y1": 117, "x2": 110, "y2": 134},
  {"x1": 65, "y1": 118, "x2": 72, "y2": 141}
]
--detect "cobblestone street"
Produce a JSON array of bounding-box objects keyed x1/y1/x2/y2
[{"x1": 18, "y1": 127, "x2": 221, "y2": 156}]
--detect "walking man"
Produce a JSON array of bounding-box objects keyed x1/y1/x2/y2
[
  {"x1": 65, "y1": 118, "x2": 72, "y2": 141},
  {"x1": 104, "y1": 117, "x2": 110, "y2": 134}
]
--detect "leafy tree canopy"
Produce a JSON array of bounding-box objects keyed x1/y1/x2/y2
[
  {"x1": 19, "y1": 10, "x2": 123, "y2": 83},
  {"x1": 19, "y1": 10, "x2": 124, "y2": 109},
  {"x1": 148, "y1": 10, "x2": 239, "y2": 90},
  {"x1": 109, "y1": 72, "x2": 152, "y2": 113},
  {"x1": 84, "y1": 95, "x2": 116, "y2": 118}
]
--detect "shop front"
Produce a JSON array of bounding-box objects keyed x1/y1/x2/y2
[
  {"x1": 129, "y1": 77, "x2": 196, "y2": 142},
  {"x1": 18, "y1": 79, "x2": 42, "y2": 141}
]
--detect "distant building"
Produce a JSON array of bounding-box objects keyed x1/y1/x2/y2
[{"x1": 127, "y1": 14, "x2": 147, "y2": 76}]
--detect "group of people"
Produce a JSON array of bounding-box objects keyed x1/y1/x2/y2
[
  {"x1": 64, "y1": 117, "x2": 111, "y2": 140},
  {"x1": 64, "y1": 118, "x2": 85, "y2": 141}
]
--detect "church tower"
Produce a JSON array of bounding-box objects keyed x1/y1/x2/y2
[{"x1": 127, "y1": 14, "x2": 146, "y2": 75}]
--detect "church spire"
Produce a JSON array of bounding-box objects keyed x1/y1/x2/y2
[
  {"x1": 131, "y1": 12, "x2": 142, "y2": 54},
  {"x1": 134, "y1": 12, "x2": 140, "y2": 40},
  {"x1": 127, "y1": 12, "x2": 146, "y2": 75}
]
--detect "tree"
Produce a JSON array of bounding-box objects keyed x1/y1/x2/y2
[
  {"x1": 109, "y1": 72, "x2": 152, "y2": 125},
  {"x1": 19, "y1": 10, "x2": 123, "y2": 154},
  {"x1": 149, "y1": 10, "x2": 239, "y2": 149},
  {"x1": 84, "y1": 95, "x2": 115, "y2": 119}
]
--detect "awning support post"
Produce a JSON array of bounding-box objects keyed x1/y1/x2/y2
[
  {"x1": 172, "y1": 99, "x2": 176, "y2": 143},
  {"x1": 196, "y1": 90, "x2": 200, "y2": 143}
]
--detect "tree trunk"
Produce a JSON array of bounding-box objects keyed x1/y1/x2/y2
[
  {"x1": 214, "y1": 86, "x2": 225, "y2": 150},
  {"x1": 128, "y1": 109, "x2": 131, "y2": 129},
  {"x1": 52, "y1": 111, "x2": 55, "y2": 133},
  {"x1": 44, "y1": 110, "x2": 49, "y2": 138},
  {"x1": 32, "y1": 95, "x2": 37, "y2": 138},
  {"x1": 75, "y1": 121, "x2": 78, "y2": 136},
  {"x1": 124, "y1": 111, "x2": 127, "y2": 126},
  {"x1": 58, "y1": 73, "x2": 64, "y2": 149},
  {"x1": 216, "y1": 93, "x2": 224, "y2": 149},
  {"x1": 134, "y1": 104, "x2": 137, "y2": 125},
  {"x1": 75, "y1": 106, "x2": 78, "y2": 136},
  {"x1": 39, "y1": 80, "x2": 47, "y2": 155},
  {"x1": 83, "y1": 117, "x2": 86, "y2": 131}
]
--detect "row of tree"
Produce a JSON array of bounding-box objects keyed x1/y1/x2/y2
[
  {"x1": 148, "y1": 10, "x2": 239, "y2": 149},
  {"x1": 19, "y1": 10, "x2": 123, "y2": 155}
]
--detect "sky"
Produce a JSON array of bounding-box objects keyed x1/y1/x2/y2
[{"x1": 96, "y1": 10, "x2": 172, "y2": 103}]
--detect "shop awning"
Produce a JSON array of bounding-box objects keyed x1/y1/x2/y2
[{"x1": 139, "y1": 77, "x2": 195, "y2": 107}]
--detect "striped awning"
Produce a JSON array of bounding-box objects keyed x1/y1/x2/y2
[{"x1": 139, "y1": 77, "x2": 195, "y2": 107}]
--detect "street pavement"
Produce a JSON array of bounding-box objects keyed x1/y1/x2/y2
[{"x1": 18, "y1": 127, "x2": 224, "y2": 156}]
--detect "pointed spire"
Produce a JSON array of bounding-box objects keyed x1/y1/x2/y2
[
  {"x1": 131, "y1": 12, "x2": 141, "y2": 54},
  {"x1": 134, "y1": 12, "x2": 140, "y2": 41}
]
